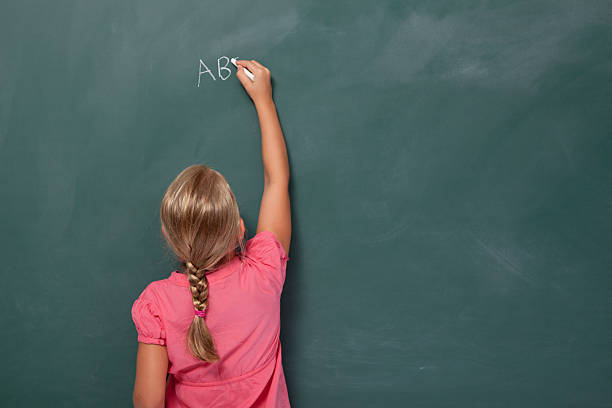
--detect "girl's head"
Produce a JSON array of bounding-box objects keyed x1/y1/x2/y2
[{"x1": 160, "y1": 164, "x2": 246, "y2": 362}]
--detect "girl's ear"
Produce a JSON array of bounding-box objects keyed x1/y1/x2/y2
[
  {"x1": 239, "y1": 218, "x2": 245, "y2": 239},
  {"x1": 161, "y1": 226, "x2": 166, "y2": 238}
]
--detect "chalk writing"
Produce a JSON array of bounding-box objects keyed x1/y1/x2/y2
[{"x1": 197, "y1": 56, "x2": 235, "y2": 86}]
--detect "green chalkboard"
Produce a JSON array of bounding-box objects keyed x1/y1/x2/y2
[{"x1": 1, "y1": 0, "x2": 611, "y2": 406}]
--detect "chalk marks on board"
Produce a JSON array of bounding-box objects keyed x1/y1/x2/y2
[{"x1": 197, "y1": 56, "x2": 235, "y2": 86}]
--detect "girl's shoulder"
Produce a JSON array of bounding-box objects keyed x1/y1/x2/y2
[
  {"x1": 243, "y1": 230, "x2": 290, "y2": 292},
  {"x1": 245, "y1": 230, "x2": 289, "y2": 263},
  {"x1": 132, "y1": 272, "x2": 181, "y2": 309}
]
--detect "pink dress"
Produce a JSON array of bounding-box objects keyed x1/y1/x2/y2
[{"x1": 131, "y1": 230, "x2": 291, "y2": 407}]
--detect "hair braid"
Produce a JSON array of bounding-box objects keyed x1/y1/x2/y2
[
  {"x1": 184, "y1": 261, "x2": 219, "y2": 362},
  {"x1": 186, "y1": 261, "x2": 210, "y2": 313}
]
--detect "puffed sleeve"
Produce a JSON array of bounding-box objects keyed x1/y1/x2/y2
[
  {"x1": 131, "y1": 285, "x2": 166, "y2": 345},
  {"x1": 246, "y1": 230, "x2": 290, "y2": 290}
]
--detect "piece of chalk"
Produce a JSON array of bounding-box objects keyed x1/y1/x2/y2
[{"x1": 231, "y1": 57, "x2": 255, "y2": 81}]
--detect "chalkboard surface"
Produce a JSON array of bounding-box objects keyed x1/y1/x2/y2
[{"x1": 1, "y1": 0, "x2": 611, "y2": 406}]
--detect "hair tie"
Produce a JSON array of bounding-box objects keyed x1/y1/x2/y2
[{"x1": 194, "y1": 308, "x2": 207, "y2": 318}]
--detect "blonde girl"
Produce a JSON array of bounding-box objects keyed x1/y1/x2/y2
[{"x1": 131, "y1": 59, "x2": 291, "y2": 407}]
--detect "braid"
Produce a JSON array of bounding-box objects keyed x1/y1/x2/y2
[
  {"x1": 184, "y1": 260, "x2": 219, "y2": 362},
  {"x1": 185, "y1": 261, "x2": 210, "y2": 314}
]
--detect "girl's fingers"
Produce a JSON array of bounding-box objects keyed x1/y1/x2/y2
[
  {"x1": 250, "y1": 60, "x2": 266, "y2": 70},
  {"x1": 235, "y1": 66, "x2": 252, "y2": 88}
]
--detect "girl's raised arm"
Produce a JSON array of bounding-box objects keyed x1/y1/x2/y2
[{"x1": 236, "y1": 59, "x2": 291, "y2": 256}]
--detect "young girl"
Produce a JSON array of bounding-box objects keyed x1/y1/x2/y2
[{"x1": 131, "y1": 59, "x2": 291, "y2": 408}]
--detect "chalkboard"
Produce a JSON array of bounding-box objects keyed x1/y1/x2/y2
[{"x1": 1, "y1": 0, "x2": 611, "y2": 406}]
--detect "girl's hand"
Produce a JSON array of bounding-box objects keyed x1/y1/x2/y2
[{"x1": 235, "y1": 59, "x2": 273, "y2": 106}]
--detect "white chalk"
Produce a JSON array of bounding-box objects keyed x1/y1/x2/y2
[{"x1": 231, "y1": 57, "x2": 255, "y2": 81}]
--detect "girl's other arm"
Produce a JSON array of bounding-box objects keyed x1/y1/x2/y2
[
  {"x1": 236, "y1": 60, "x2": 291, "y2": 256},
  {"x1": 133, "y1": 343, "x2": 168, "y2": 408}
]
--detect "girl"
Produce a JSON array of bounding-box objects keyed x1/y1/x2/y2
[{"x1": 131, "y1": 59, "x2": 291, "y2": 408}]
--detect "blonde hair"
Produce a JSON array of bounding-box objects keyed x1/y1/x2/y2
[{"x1": 160, "y1": 164, "x2": 246, "y2": 362}]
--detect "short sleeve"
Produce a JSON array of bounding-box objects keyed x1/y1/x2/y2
[
  {"x1": 131, "y1": 285, "x2": 166, "y2": 345},
  {"x1": 246, "y1": 230, "x2": 290, "y2": 289}
]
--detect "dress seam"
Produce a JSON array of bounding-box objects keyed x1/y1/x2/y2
[{"x1": 173, "y1": 352, "x2": 276, "y2": 387}]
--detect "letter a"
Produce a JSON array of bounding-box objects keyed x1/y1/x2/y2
[{"x1": 197, "y1": 59, "x2": 216, "y2": 87}]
